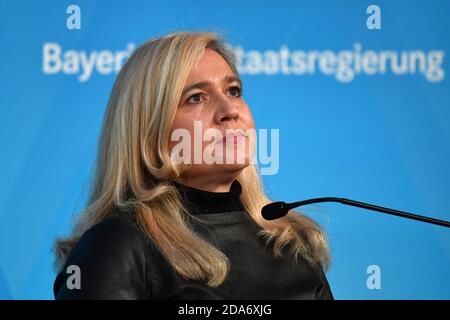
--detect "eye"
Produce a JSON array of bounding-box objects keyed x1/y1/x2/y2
[
  {"x1": 186, "y1": 93, "x2": 203, "y2": 104},
  {"x1": 227, "y1": 85, "x2": 242, "y2": 97}
]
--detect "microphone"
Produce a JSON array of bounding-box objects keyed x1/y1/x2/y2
[{"x1": 261, "y1": 197, "x2": 450, "y2": 228}]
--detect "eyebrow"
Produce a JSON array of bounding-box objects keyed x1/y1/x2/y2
[{"x1": 181, "y1": 75, "x2": 242, "y2": 97}]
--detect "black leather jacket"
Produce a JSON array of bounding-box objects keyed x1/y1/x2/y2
[
  {"x1": 54, "y1": 181, "x2": 333, "y2": 299},
  {"x1": 54, "y1": 213, "x2": 333, "y2": 299}
]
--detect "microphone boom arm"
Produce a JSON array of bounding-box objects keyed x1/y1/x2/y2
[{"x1": 280, "y1": 197, "x2": 450, "y2": 228}]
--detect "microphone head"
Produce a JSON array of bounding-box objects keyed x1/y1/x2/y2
[{"x1": 261, "y1": 201, "x2": 288, "y2": 220}]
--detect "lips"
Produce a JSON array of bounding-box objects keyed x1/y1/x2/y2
[
  {"x1": 224, "y1": 131, "x2": 244, "y2": 141},
  {"x1": 216, "y1": 130, "x2": 246, "y2": 144}
]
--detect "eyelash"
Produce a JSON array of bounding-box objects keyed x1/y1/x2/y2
[{"x1": 186, "y1": 85, "x2": 243, "y2": 104}]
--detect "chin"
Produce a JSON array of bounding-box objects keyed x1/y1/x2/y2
[{"x1": 219, "y1": 161, "x2": 250, "y2": 173}]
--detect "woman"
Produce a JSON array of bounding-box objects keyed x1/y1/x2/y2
[{"x1": 53, "y1": 31, "x2": 333, "y2": 299}]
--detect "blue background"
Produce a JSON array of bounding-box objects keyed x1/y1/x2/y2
[{"x1": 0, "y1": 0, "x2": 449, "y2": 299}]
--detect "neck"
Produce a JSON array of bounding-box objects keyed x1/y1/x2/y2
[
  {"x1": 176, "y1": 176, "x2": 236, "y2": 193},
  {"x1": 171, "y1": 179, "x2": 244, "y2": 214}
]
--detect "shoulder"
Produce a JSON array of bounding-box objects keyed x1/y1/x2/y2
[
  {"x1": 76, "y1": 214, "x2": 151, "y2": 254},
  {"x1": 53, "y1": 214, "x2": 158, "y2": 299}
]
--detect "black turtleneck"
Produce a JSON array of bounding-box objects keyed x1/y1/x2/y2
[
  {"x1": 53, "y1": 179, "x2": 334, "y2": 300},
  {"x1": 171, "y1": 179, "x2": 244, "y2": 214}
]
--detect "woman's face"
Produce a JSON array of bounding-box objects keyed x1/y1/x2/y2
[{"x1": 170, "y1": 48, "x2": 256, "y2": 187}]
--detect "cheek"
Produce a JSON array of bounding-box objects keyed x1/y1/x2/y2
[
  {"x1": 172, "y1": 108, "x2": 212, "y2": 130},
  {"x1": 169, "y1": 113, "x2": 191, "y2": 151},
  {"x1": 170, "y1": 112, "x2": 213, "y2": 150},
  {"x1": 172, "y1": 111, "x2": 190, "y2": 131}
]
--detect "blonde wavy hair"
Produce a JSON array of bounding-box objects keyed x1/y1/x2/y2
[{"x1": 54, "y1": 31, "x2": 330, "y2": 287}]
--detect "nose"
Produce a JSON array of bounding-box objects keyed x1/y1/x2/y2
[{"x1": 214, "y1": 95, "x2": 239, "y2": 124}]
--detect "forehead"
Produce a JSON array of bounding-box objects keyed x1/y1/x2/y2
[{"x1": 186, "y1": 49, "x2": 234, "y2": 81}]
